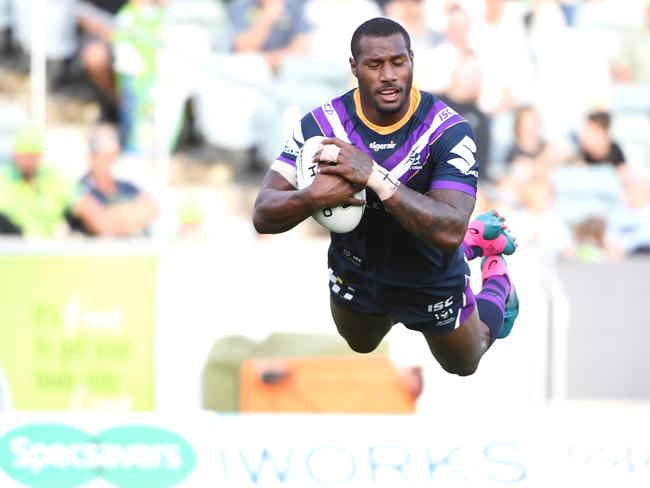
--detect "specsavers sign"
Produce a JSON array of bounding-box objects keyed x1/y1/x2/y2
[
  {"x1": 0, "y1": 423, "x2": 196, "y2": 488},
  {"x1": 0, "y1": 411, "x2": 649, "y2": 487}
]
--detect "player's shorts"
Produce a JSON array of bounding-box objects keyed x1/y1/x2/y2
[{"x1": 328, "y1": 260, "x2": 476, "y2": 335}]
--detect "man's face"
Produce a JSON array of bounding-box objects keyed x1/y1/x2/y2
[
  {"x1": 13, "y1": 153, "x2": 41, "y2": 181},
  {"x1": 350, "y1": 33, "x2": 413, "y2": 124}
]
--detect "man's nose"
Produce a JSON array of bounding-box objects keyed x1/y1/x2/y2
[{"x1": 379, "y1": 62, "x2": 397, "y2": 81}]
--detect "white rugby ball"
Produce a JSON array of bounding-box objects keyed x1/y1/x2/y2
[{"x1": 296, "y1": 136, "x2": 365, "y2": 234}]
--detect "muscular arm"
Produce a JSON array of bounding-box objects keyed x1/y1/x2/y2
[
  {"x1": 252, "y1": 171, "x2": 317, "y2": 234},
  {"x1": 383, "y1": 186, "x2": 475, "y2": 251},
  {"x1": 317, "y1": 138, "x2": 475, "y2": 251},
  {"x1": 252, "y1": 168, "x2": 365, "y2": 235}
]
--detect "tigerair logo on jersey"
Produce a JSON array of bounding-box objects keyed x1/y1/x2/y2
[
  {"x1": 0, "y1": 423, "x2": 197, "y2": 488},
  {"x1": 369, "y1": 141, "x2": 397, "y2": 152}
]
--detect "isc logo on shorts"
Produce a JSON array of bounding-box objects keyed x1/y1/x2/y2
[
  {"x1": 428, "y1": 296, "x2": 457, "y2": 325},
  {"x1": 428, "y1": 296, "x2": 453, "y2": 313}
]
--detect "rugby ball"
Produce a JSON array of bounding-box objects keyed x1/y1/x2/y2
[{"x1": 296, "y1": 136, "x2": 365, "y2": 233}]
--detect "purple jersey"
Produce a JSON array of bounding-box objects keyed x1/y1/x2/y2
[{"x1": 272, "y1": 88, "x2": 479, "y2": 287}]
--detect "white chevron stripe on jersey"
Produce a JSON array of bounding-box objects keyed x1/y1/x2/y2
[
  {"x1": 322, "y1": 103, "x2": 352, "y2": 143},
  {"x1": 388, "y1": 108, "x2": 460, "y2": 180}
]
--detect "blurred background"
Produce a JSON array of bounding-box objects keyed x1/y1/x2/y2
[{"x1": 0, "y1": 0, "x2": 649, "y2": 486}]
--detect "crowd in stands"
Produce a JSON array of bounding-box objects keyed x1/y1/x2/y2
[{"x1": 0, "y1": 0, "x2": 648, "y2": 261}]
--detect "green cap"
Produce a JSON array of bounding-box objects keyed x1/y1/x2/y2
[{"x1": 12, "y1": 124, "x2": 44, "y2": 154}]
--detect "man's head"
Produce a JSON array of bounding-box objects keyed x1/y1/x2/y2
[
  {"x1": 579, "y1": 110, "x2": 612, "y2": 159},
  {"x1": 350, "y1": 17, "x2": 414, "y2": 125},
  {"x1": 12, "y1": 124, "x2": 44, "y2": 182},
  {"x1": 88, "y1": 124, "x2": 121, "y2": 176}
]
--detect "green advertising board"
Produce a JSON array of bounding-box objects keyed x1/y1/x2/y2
[{"x1": 0, "y1": 254, "x2": 157, "y2": 410}]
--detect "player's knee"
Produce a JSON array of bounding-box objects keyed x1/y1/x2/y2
[
  {"x1": 441, "y1": 358, "x2": 480, "y2": 377},
  {"x1": 344, "y1": 338, "x2": 381, "y2": 354}
]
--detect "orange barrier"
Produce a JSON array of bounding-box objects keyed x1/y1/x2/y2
[{"x1": 239, "y1": 355, "x2": 415, "y2": 414}]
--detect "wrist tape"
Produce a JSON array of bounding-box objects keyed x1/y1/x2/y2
[
  {"x1": 319, "y1": 143, "x2": 340, "y2": 163},
  {"x1": 367, "y1": 163, "x2": 400, "y2": 201}
]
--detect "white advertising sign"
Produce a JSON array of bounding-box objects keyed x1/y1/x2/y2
[{"x1": 0, "y1": 409, "x2": 648, "y2": 487}]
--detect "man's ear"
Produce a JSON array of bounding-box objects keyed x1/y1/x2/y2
[{"x1": 349, "y1": 57, "x2": 358, "y2": 78}]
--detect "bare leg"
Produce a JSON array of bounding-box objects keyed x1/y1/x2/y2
[
  {"x1": 330, "y1": 299, "x2": 394, "y2": 353},
  {"x1": 422, "y1": 307, "x2": 491, "y2": 376}
]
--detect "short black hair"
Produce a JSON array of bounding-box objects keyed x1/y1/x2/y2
[
  {"x1": 587, "y1": 110, "x2": 611, "y2": 130},
  {"x1": 350, "y1": 17, "x2": 411, "y2": 60}
]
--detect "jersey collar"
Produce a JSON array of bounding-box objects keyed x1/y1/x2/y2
[{"x1": 353, "y1": 87, "x2": 420, "y2": 135}]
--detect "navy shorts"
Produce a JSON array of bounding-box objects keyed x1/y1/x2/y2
[{"x1": 328, "y1": 262, "x2": 476, "y2": 335}]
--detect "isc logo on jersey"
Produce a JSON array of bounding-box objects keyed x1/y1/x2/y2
[{"x1": 296, "y1": 136, "x2": 366, "y2": 233}]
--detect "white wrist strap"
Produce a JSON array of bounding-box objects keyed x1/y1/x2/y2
[
  {"x1": 319, "y1": 143, "x2": 340, "y2": 163},
  {"x1": 367, "y1": 162, "x2": 400, "y2": 201}
]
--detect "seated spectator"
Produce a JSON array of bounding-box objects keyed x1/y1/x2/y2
[
  {"x1": 0, "y1": 125, "x2": 111, "y2": 238},
  {"x1": 505, "y1": 104, "x2": 571, "y2": 176},
  {"x1": 67, "y1": 124, "x2": 159, "y2": 236},
  {"x1": 76, "y1": 0, "x2": 128, "y2": 121},
  {"x1": 433, "y1": 50, "x2": 492, "y2": 180},
  {"x1": 576, "y1": 110, "x2": 626, "y2": 168},
  {"x1": 608, "y1": 170, "x2": 650, "y2": 256},
  {"x1": 193, "y1": 0, "x2": 312, "y2": 169},
  {"x1": 506, "y1": 105, "x2": 545, "y2": 165},
  {"x1": 229, "y1": 0, "x2": 310, "y2": 72},
  {"x1": 573, "y1": 215, "x2": 623, "y2": 263},
  {"x1": 382, "y1": 0, "x2": 440, "y2": 54},
  {"x1": 514, "y1": 176, "x2": 575, "y2": 262}
]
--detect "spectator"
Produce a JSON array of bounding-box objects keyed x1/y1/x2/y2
[
  {"x1": 612, "y1": 2, "x2": 650, "y2": 84},
  {"x1": 434, "y1": 50, "x2": 492, "y2": 180},
  {"x1": 416, "y1": 4, "x2": 473, "y2": 96},
  {"x1": 229, "y1": 0, "x2": 310, "y2": 72},
  {"x1": 576, "y1": 110, "x2": 626, "y2": 168},
  {"x1": 505, "y1": 104, "x2": 571, "y2": 175},
  {"x1": 305, "y1": 0, "x2": 381, "y2": 62},
  {"x1": 193, "y1": 0, "x2": 312, "y2": 169},
  {"x1": 76, "y1": 0, "x2": 128, "y2": 121},
  {"x1": 383, "y1": 0, "x2": 440, "y2": 54},
  {"x1": 514, "y1": 176, "x2": 574, "y2": 261},
  {"x1": 113, "y1": 0, "x2": 167, "y2": 153},
  {"x1": 472, "y1": 0, "x2": 535, "y2": 113},
  {"x1": 0, "y1": 125, "x2": 110, "y2": 238},
  {"x1": 608, "y1": 171, "x2": 650, "y2": 255},
  {"x1": 506, "y1": 105, "x2": 545, "y2": 165},
  {"x1": 67, "y1": 124, "x2": 159, "y2": 236},
  {"x1": 573, "y1": 215, "x2": 622, "y2": 263}
]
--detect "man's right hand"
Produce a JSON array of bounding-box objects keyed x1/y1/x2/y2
[{"x1": 306, "y1": 170, "x2": 366, "y2": 211}]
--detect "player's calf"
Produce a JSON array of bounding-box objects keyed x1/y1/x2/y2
[{"x1": 477, "y1": 255, "x2": 519, "y2": 343}]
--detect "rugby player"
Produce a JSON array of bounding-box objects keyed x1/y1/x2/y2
[{"x1": 252, "y1": 17, "x2": 519, "y2": 376}]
